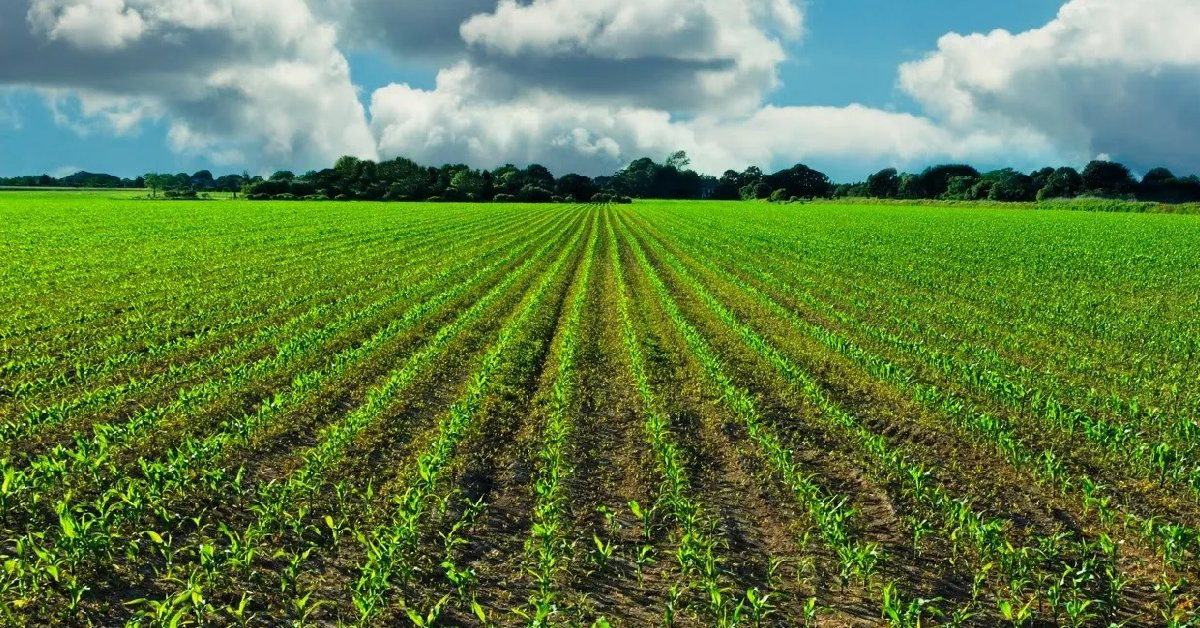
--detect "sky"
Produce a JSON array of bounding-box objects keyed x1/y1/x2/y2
[{"x1": 0, "y1": 0, "x2": 1196, "y2": 182}]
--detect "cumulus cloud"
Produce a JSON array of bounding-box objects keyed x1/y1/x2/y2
[
  {"x1": 371, "y1": 63, "x2": 690, "y2": 175},
  {"x1": 899, "y1": 0, "x2": 1200, "y2": 172},
  {"x1": 1, "y1": 0, "x2": 377, "y2": 168},
  {"x1": 458, "y1": 0, "x2": 797, "y2": 114}
]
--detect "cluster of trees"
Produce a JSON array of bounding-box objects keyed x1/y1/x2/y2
[
  {"x1": 143, "y1": 171, "x2": 249, "y2": 198},
  {"x1": 239, "y1": 151, "x2": 831, "y2": 204},
  {"x1": 834, "y1": 161, "x2": 1200, "y2": 203},
  {"x1": 0, "y1": 171, "x2": 144, "y2": 188},
  {"x1": 711, "y1": 163, "x2": 833, "y2": 200},
  {"x1": 239, "y1": 156, "x2": 632, "y2": 203}
]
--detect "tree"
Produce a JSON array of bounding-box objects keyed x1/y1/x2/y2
[
  {"x1": 270, "y1": 170, "x2": 295, "y2": 181},
  {"x1": 449, "y1": 169, "x2": 485, "y2": 198},
  {"x1": 214, "y1": 174, "x2": 245, "y2": 194},
  {"x1": 766, "y1": 164, "x2": 831, "y2": 198},
  {"x1": 1081, "y1": 160, "x2": 1137, "y2": 197},
  {"x1": 555, "y1": 174, "x2": 598, "y2": 201},
  {"x1": 866, "y1": 168, "x2": 900, "y2": 198},
  {"x1": 518, "y1": 184, "x2": 554, "y2": 203},
  {"x1": 665, "y1": 150, "x2": 691, "y2": 171},
  {"x1": 739, "y1": 181, "x2": 772, "y2": 200},
  {"x1": 1138, "y1": 168, "x2": 1200, "y2": 203},
  {"x1": 912, "y1": 164, "x2": 981, "y2": 199},
  {"x1": 334, "y1": 156, "x2": 360, "y2": 176},
  {"x1": 713, "y1": 170, "x2": 743, "y2": 200},
  {"x1": 984, "y1": 169, "x2": 1036, "y2": 202},
  {"x1": 1036, "y1": 167, "x2": 1084, "y2": 201},
  {"x1": 522, "y1": 164, "x2": 556, "y2": 191},
  {"x1": 897, "y1": 173, "x2": 921, "y2": 199},
  {"x1": 144, "y1": 173, "x2": 164, "y2": 198},
  {"x1": 1030, "y1": 167, "x2": 1056, "y2": 191},
  {"x1": 943, "y1": 175, "x2": 981, "y2": 200},
  {"x1": 1143, "y1": 167, "x2": 1176, "y2": 185},
  {"x1": 191, "y1": 170, "x2": 214, "y2": 189}
]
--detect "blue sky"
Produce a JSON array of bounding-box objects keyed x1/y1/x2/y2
[{"x1": 1, "y1": 0, "x2": 1194, "y2": 181}]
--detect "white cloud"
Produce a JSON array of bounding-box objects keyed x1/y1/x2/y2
[
  {"x1": 370, "y1": 64, "x2": 690, "y2": 174},
  {"x1": 4, "y1": 0, "x2": 377, "y2": 169},
  {"x1": 458, "y1": 0, "x2": 795, "y2": 114},
  {"x1": 28, "y1": 0, "x2": 146, "y2": 51},
  {"x1": 899, "y1": 0, "x2": 1200, "y2": 172}
]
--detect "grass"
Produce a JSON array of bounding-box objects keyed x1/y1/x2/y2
[{"x1": 0, "y1": 192, "x2": 1197, "y2": 626}]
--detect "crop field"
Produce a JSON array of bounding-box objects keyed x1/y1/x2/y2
[{"x1": 1, "y1": 192, "x2": 1199, "y2": 626}]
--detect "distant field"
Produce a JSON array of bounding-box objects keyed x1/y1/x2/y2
[{"x1": 1, "y1": 193, "x2": 1198, "y2": 625}]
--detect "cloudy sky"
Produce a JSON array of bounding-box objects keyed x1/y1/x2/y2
[{"x1": 0, "y1": 0, "x2": 1196, "y2": 180}]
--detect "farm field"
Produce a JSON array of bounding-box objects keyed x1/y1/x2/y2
[{"x1": 1, "y1": 193, "x2": 1199, "y2": 626}]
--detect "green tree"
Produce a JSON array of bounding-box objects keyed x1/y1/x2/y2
[
  {"x1": 766, "y1": 163, "x2": 832, "y2": 198},
  {"x1": 1081, "y1": 160, "x2": 1137, "y2": 197},
  {"x1": 449, "y1": 169, "x2": 485, "y2": 198},
  {"x1": 866, "y1": 168, "x2": 901, "y2": 198},
  {"x1": 985, "y1": 169, "x2": 1036, "y2": 201},
  {"x1": 1036, "y1": 167, "x2": 1084, "y2": 201},
  {"x1": 739, "y1": 181, "x2": 772, "y2": 200},
  {"x1": 943, "y1": 175, "x2": 980, "y2": 200},
  {"x1": 665, "y1": 150, "x2": 691, "y2": 171},
  {"x1": 191, "y1": 170, "x2": 214, "y2": 189},
  {"x1": 555, "y1": 174, "x2": 598, "y2": 201},
  {"x1": 143, "y1": 173, "x2": 170, "y2": 198}
]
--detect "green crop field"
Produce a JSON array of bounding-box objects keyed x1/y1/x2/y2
[{"x1": 1, "y1": 192, "x2": 1199, "y2": 626}]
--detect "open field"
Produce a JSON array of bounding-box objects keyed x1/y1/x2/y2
[{"x1": 1, "y1": 193, "x2": 1199, "y2": 626}]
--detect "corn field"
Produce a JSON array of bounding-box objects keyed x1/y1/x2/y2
[{"x1": 1, "y1": 193, "x2": 1199, "y2": 626}]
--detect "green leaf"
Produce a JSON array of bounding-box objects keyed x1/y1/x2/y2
[{"x1": 58, "y1": 512, "x2": 77, "y2": 540}]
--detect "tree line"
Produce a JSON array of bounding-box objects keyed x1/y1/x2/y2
[
  {"x1": 7, "y1": 154, "x2": 1199, "y2": 204},
  {"x1": 232, "y1": 151, "x2": 835, "y2": 203},
  {"x1": 227, "y1": 154, "x2": 1200, "y2": 205},
  {"x1": 835, "y1": 162, "x2": 1200, "y2": 204},
  {"x1": 0, "y1": 171, "x2": 145, "y2": 189}
]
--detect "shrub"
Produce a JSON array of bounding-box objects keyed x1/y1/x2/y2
[
  {"x1": 591, "y1": 192, "x2": 632, "y2": 204},
  {"x1": 519, "y1": 185, "x2": 554, "y2": 203},
  {"x1": 164, "y1": 188, "x2": 198, "y2": 200},
  {"x1": 441, "y1": 188, "x2": 468, "y2": 202}
]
